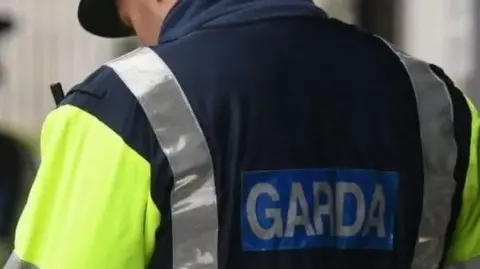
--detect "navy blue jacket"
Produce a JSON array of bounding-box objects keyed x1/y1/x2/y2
[{"x1": 46, "y1": 0, "x2": 473, "y2": 268}]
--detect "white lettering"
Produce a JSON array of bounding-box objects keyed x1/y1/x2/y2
[
  {"x1": 363, "y1": 184, "x2": 386, "y2": 237},
  {"x1": 313, "y1": 182, "x2": 334, "y2": 235},
  {"x1": 246, "y1": 183, "x2": 283, "y2": 240},
  {"x1": 284, "y1": 183, "x2": 316, "y2": 237},
  {"x1": 335, "y1": 182, "x2": 365, "y2": 236},
  {"x1": 246, "y1": 181, "x2": 389, "y2": 240}
]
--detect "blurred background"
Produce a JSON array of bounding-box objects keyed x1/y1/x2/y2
[{"x1": 0, "y1": 0, "x2": 478, "y2": 262}]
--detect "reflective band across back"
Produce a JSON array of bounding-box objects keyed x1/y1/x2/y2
[
  {"x1": 381, "y1": 40, "x2": 457, "y2": 269},
  {"x1": 107, "y1": 47, "x2": 218, "y2": 269}
]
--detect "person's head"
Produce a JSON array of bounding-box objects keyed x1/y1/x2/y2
[
  {"x1": 78, "y1": 0, "x2": 178, "y2": 46},
  {"x1": 116, "y1": 0, "x2": 177, "y2": 45}
]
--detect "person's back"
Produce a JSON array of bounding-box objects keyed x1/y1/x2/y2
[
  {"x1": 141, "y1": 7, "x2": 462, "y2": 268},
  {"x1": 6, "y1": 1, "x2": 480, "y2": 269}
]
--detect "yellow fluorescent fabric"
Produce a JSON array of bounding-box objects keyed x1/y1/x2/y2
[
  {"x1": 448, "y1": 96, "x2": 480, "y2": 262},
  {"x1": 13, "y1": 105, "x2": 161, "y2": 269}
]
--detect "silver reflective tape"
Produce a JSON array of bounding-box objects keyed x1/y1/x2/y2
[
  {"x1": 382, "y1": 42, "x2": 457, "y2": 268},
  {"x1": 3, "y1": 252, "x2": 39, "y2": 269},
  {"x1": 445, "y1": 255, "x2": 480, "y2": 269},
  {"x1": 107, "y1": 47, "x2": 218, "y2": 269}
]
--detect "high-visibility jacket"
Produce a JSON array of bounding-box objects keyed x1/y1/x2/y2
[{"x1": 5, "y1": 1, "x2": 480, "y2": 269}]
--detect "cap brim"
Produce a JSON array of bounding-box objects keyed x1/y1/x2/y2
[{"x1": 78, "y1": 0, "x2": 134, "y2": 38}]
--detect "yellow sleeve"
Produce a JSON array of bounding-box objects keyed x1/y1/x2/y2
[
  {"x1": 6, "y1": 105, "x2": 160, "y2": 269},
  {"x1": 447, "y1": 97, "x2": 480, "y2": 265}
]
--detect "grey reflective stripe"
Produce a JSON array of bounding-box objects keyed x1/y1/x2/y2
[
  {"x1": 107, "y1": 47, "x2": 218, "y2": 269},
  {"x1": 445, "y1": 256, "x2": 480, "y2": 269},
  {"x1": 3, "y1": 252, "x2": 39, "y2": 269},
  {"x1": 382, "y1": 41, "x2": 457, "y2": 268}
]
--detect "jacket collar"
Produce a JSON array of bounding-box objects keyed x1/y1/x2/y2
[{"x1": 159, "y1": 0, "x2": 327, "y2": 43}]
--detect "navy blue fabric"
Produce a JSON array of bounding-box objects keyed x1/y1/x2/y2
[
  {"x1": 54, "y1": 0, "x2": 472, "y2": 268},
  {"x1": 149, "y1": 1, "x2": 429, "y2": 267},
  {"x1": 159, "y1": 0, "x2": 324, "y2": 43}
]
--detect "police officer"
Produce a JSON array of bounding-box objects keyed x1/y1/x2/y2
[{"x1": 4, "y1": 0, "x2": 480, "y2": 268}]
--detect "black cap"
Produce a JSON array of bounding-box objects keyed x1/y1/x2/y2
[{"x1": 78, "y1": 0, "x2": 134, "y2": 38}]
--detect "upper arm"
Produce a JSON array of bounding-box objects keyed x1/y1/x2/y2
[
  {"x1": 8, "y1": 70, "x2": 161, "y2": 268},
  {"x1": 428, "y1": 65, "x2": 480, "y2": 264},
  {"x1": 447, "y1": 95, "x2": 480, "y2": 263}
]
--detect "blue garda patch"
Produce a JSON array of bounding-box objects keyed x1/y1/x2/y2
[{"x1": 241, "y1": 169, "x2": 398, "y2": 251}]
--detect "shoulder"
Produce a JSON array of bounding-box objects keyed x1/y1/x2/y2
[{"x1": 54, "y1": 48, "x2": 165, "y2": 161}]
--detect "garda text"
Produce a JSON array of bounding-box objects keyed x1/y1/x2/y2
[{"x1": 241, "y1": 169, "x2": 398, "y2": 251}]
